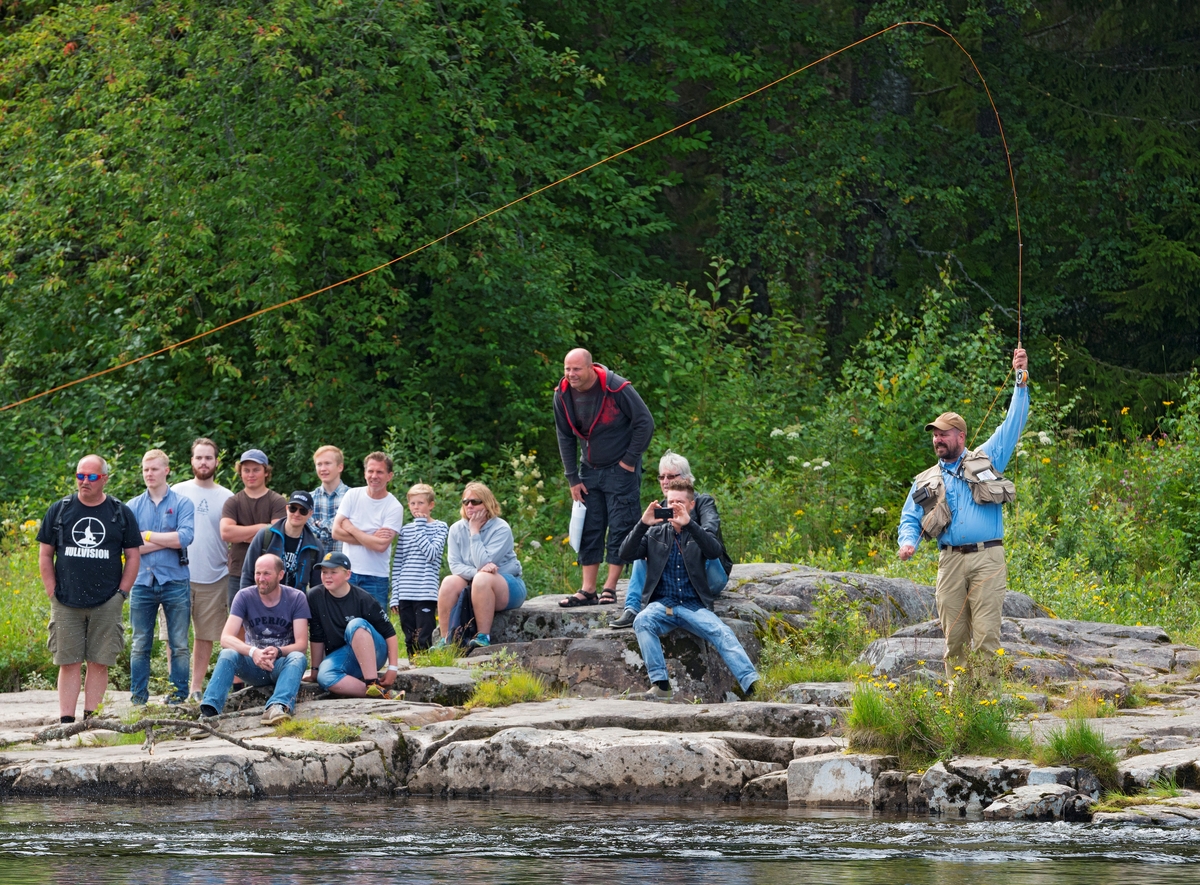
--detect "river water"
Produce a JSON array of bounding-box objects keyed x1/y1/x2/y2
[{"x1": 2, "y1": 798, "x2": 1199, "y2": 884}]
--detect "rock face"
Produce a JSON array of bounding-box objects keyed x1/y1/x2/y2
[
  {"x1": 407, "y1": 726, "x2": 781, "y2": 800},
  {"x1": 861, "y1": 617, "x2": 1191, "y2": 683},
  {"x1": 787, "y1": 752, "x2": 898, "y2": 806}
]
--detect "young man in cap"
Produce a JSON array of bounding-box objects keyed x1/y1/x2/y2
[
  {"x1": 303, "y1": 551, "x2": 401, "y2": 699},
  {"x1": 219, "y1": 449, "x2": 286, "y2": 606},
  {"x1": 897, "y1": 348, "x2": 1030, "y2": 673},
  {"x1": 240, "y1": 491, "x2": 322, "y2": 591}
]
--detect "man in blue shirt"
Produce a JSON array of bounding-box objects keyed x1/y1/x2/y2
[
  {"x1": 898, "y1": 348, "x2": 1029, "y2": 671},
  {"x1": 128, "y1": 448, "x2": 195, "y2": 705}
]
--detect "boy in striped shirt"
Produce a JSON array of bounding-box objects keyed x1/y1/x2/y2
[{"x1": 389, "y1": 484, "x2": 448, "y2": 653}]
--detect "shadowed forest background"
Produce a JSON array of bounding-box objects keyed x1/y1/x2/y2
[{"x1": 2, "y1": 1, "x2": 1200, "y2": 663}]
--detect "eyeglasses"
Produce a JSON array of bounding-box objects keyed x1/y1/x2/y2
[
  {"x1": 462, "y1": 498, "x2": 483, "y2": 506},
  {"x1": 657, "y1": 473, "x2": 681, "y2": 481},
  {"x1": 75, "y1": 473, "x2": 106, "y2": 482},
  {"x1": 287, "y1": 504, "x2": 311, "y2": 514}
]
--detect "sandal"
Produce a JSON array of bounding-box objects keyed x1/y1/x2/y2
[
  {"x1": 560, "y1": 590, "x2": 599, "y2": 608},
  {"x1": 598, "y1": 587, "x2": 618, "y2": 605}
]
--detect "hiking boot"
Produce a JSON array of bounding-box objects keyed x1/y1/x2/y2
[
  {"x1": 468, "y1": 633, "x2": 491, "y2": 649},
  {"x1": 609, "y1": 608, "x2": 636, "y2": 629},
  {"x1": 637, "y1": 684, "x2": 673, "y2": 702},
  {"x1": 261, "y1": 704, "x2": 291, "y2": 726}
]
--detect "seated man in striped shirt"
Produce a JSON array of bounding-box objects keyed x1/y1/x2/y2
[{"x1": 389, "y1": 484, "x2": 448, "y2": 654}]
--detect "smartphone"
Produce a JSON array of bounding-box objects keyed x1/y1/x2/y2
[{"x1": 653, "y1": 506, "x2": 674, "y2": 521}]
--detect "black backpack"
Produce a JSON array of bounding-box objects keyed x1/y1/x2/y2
[
  {"x1": 446, "y1": 585, "x2": 478, "y2": 645},
  {"x1": 52, "y1": 493, "x2": 128, "y2": 549}
]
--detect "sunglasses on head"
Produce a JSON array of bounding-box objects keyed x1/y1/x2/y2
[
  {"x1": 657, "y1": 473, "x2": 680, "y2": 481},
  {"x1": 76, "y1": 473, "x2": 105, "y2": 482},
  {"x1": 287, "y1": 504, "x2": 310, "y2": 514},
  {"x1": 462, "y1": 498, "x2": 483, "y2": 506}
]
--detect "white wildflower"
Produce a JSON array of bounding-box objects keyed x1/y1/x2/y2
[
  {"x1": 536, "y1": 496, "x2": 546, "y2": 504},
  {"x1": 872, "y1": 506, "x2": 887, "y2": 515},
  {"x1": 813, "y1": 465, "x2": 823, "y2": 472},
  {"x1": 770, "y1": 428, "x2": 785, "y2": 438},
  {"x1": 535, "y1": 480, "x2": 544, "y2": 489},
  {"x1": 786, "y1": 431, "x2": 799, "y2": 440},
  {"x1": 530, "y1": 540, "x2": 542, "y2": 550},
  {"x1": 821, "y1": 460, "x2": 831, "y2": 468},
  {"x1": 802, "y1": 461, "x2": 811, "y2": 468},
  {"x1": 787, "y1": 455, "x2": 798, "y2": 463}
]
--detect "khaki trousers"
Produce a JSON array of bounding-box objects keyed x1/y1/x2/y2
[{"x1": 935, "y1": 545, "x2": 1007, "y2": 668}]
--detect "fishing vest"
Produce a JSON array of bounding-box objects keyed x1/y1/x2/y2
[{"x1": 911, "y1": 449, "x2": 1016, "y2": 541}]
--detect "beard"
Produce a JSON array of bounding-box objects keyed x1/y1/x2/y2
[{"x1": 192, "y1": 464, "x2": 216, "y2": 481}]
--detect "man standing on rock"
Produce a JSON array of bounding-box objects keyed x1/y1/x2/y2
[
  {"x1": 220, "y1": 449, "x2": 286, "y2": 606},
  {"x1": 127, "y1": 448, "x2": 195, "y2": 706},
  {"x1": 37, "y1": 455, "x2": 142, "y2": 723},
  {"x1": 199, "y1": 553, "x2": 309, "y2": 726},
  {"x1": 332, "y1": 452, "x2": 406, "y2": 612},
  {"x1": 898, "y1": 348, "x2": 1029, "y2": 671},
  {"x1": 619, "y1": 478, "x2": 758, "y2": 701},
  {"x1": 173, "y1": 437, "x2": 234, "y2": 701},
  {"x1": 555, "y1": 348, "x2": 654, "y2": 608}
]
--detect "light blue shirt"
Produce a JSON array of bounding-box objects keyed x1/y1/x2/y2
[
  {"x1": 447, "y1": 517, "x2": 522, "y2": 580},
  {"x1": 898, "y1": 384, "x2": 1030, "y2": 550},
  {"x1": 128, "y1": 488, "x2": 195, "y2": 584}
]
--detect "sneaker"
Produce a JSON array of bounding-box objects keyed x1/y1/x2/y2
[
  {"x1": 468, "y1": 633, "x2": 491, "y2": 649},
  {"x1": 261, "y1": 704, "x2": 291, "y2": 726},
  {"x1": 165, "y1": 694, "x2": 187, "y2": 707},
  {"x1": 365, "y1": 682, "x2": 400, "y2": 700},
  {"x1": 430, "y1": 637, "x2": 448, "y2": 650},
  {"x1": 609, "y1": 608, "x2": 636, "y2": 629},
  {"x1": 199, "y1": 703, "x2": 220, "y2": 719},
  {"x1": 637, "y1": 684, "x2": 673, "y2": 702}
]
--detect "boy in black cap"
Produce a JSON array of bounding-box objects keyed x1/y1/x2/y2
[
  {"x1": 304, "y1": 551, "x2": 402, "y2": 699},
  {"x1": 240, "y1": 491, "x2": 322, "y2": 590}
]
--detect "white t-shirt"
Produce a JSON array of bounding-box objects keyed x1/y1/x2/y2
[
  {"x1": 172, "y1": 479, "x2": 234, "y2": 584},
  {"x1": 335, "y1": 487, "x2": 406, "y2": 577}
]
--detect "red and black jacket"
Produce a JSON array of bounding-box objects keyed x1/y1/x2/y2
[{"x1": 553, "y1": 364, "x2": 654, "y2": 485}]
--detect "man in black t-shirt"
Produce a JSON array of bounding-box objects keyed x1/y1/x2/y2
[
  {"x1": 303, "y1": 552, "x2": 401, "y2": 699},
  {"x1": 37, "y1": 455, "x2": 141, "y2": 724}
]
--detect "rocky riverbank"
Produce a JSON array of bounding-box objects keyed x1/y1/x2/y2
[{"x1": 3, "y1": 564, "x2": 1200, "y2": 823}]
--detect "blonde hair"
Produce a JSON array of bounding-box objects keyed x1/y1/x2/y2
[
  {"x1": 142, "y1": 448, "x2": 170, "y2": 469},
  {"x1": 459, "y1": 482, "x2": 501, "y2": 521},
  {"x1": 407, "y1": 483, "x2": 435, "y2": 504},
  {"x1": 313, "y1": 445, "x2": 344, "y2": 465}
]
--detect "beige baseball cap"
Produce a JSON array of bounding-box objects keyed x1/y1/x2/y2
[{"x1": 924, "y1": 412, "x2": 967, "y2": 433}]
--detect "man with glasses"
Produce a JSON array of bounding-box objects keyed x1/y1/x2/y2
[
  {"x1": 37, "y1": 455, "x2": 142, "y2": 723},
  {"x1": 127, "y1": 449, "x2": 195, "y2": 705},
  {"x1": 333, "y1": 452, "x2": 406, "y2": 611},
  {"x1": 554, "y1": 348, "x2": 654, "y2": 608},
  {"x1": 240, "y1": 491, "x2": 322, "y2": 591}
]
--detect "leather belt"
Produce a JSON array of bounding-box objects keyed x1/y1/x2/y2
[{"x1": 939, "y1": 540, "x2": 1003, "y2": 554}]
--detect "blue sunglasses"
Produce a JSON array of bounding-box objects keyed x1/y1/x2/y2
[{"x1": 75, "y1": 473, "x2": 106, "y2": 482}]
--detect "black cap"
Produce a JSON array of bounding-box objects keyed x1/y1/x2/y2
[
  {"x1": 288, "y1": 490, "x2": 315, "y2": 511},
  {"x1": 317, "y1": 551, "x2": 352, "y2": 570}
]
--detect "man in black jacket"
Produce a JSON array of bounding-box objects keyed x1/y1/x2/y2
[
  {"x1": 555, "y1": 348, "x2": 654, "y2": 607},
  {"x1": 618, "y1": 479, "x2": 758, "y2": 702},
  {"x1": 240, "y1": 491, "x2": 322, "y2": 591}
]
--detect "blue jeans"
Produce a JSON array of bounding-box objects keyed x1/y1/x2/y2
[
  {"x1": 202, "y1": 648, "x2": 307, "y2": 714},
  {"x1": 624, "y1": 559, "x2": 728, "y2": 612},
  {"x1": 129, "y1": 577, "x2": 192, "y2": 703},
  {"x1": 351, "y1": 573, "x2": 390, "y2": 612},
  {"x1": 633, "y1": 601, "x2": 758, "y2": 692},
  {"x1": 317, "y1": 618, "x2": 387, "y2": 689}
]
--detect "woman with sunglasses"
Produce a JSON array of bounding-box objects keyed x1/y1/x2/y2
[
  {"x1": 239, "y1": 491, "x2": 323, "y2": 591},
  {"x1": 609, "y1": 451, "x2": 731, "y2": 629},
  {"x1": 436, "y1": 482, "x2": 525, "y2": 650}
]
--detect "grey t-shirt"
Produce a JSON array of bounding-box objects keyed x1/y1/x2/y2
[
  {"x1": 572, "y1": 381, "x2": 603, "y2": 432},
  {"x1": 230, "y1": 585, "x2": 311, "y2": 649}
]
